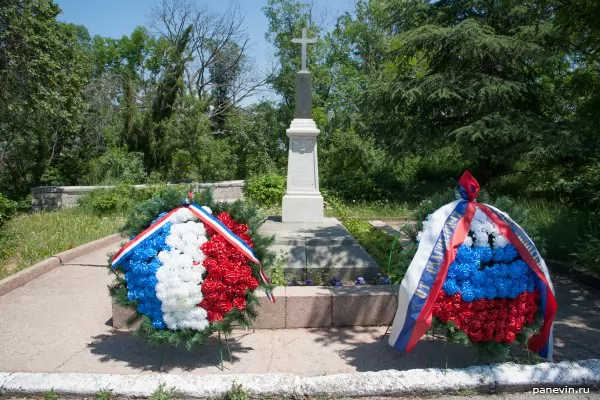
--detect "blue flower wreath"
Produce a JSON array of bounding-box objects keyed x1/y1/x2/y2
[
  {"x1": 120, "y1": 223, "x2": 172, "y2": 329},
  {"x1": 443, "y1": 244, "x2": 537, "y2": 301}
]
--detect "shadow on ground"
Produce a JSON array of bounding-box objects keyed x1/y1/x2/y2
[
  {"x1": 88, "y1": 331, "x2": 253, "y2": 372},
  {"x1": 312, "y1": 327, "x2": 481, "y2": 371},
  {"x1": 304, "y1": 272, "x2": 600, "y2": 372}
]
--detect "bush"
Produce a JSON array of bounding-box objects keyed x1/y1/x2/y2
[
  {"x1": 78, "y1": 184, "x2": 180, "y2": 216},
  {"x1": 243, "y1": 174, "x2": 286, "y2": 206},
  {"x1": 83, "y1": 148, "x2": 147, "y2": 185},
  {"x1": 321, "y1": 130, "x2": 395, "y2": 201},
  {"x1": 0, "y1": 193, "x2": 17, "y2": 226}
]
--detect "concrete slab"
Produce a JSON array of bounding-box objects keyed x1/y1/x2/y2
[
  {"x1": 270, "y1": 244, "x2": 307, "y2": 281},
  {"x1": 62, "y1": 241, "x2": 124, "y2": 266},
  {"x1": 0, "y1": 257, "x2": 61, "y2": 297},
  {"x1": 0, "y1": 265, "x2": 114, "y2": 372},
  {"x1": 286, "y1": 286, "x2": 332, "y2": 328},
  {"x1": 253, "y1": 287, "x2": 286, "y2": 329},
  {"x1": 331, "y1": 285, "x2": 398, "y2": 327},
  {"x1": 307, "y1": 244, "x2": 380, "y2": 282},
  {"x1": 369, "y1": 220, "x2": 400, "y2": 236},
  {"x1": 112, "y1": 301, "x2": 140, "y2": 330},
  {"x1": 2, "y1": 241, "x2": 600, "y2": 382}
]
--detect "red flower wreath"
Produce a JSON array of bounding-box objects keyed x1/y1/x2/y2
[
  {"x1": 432, "y1": 290, "x2": 539, "y2": 343},
  {"x1": 199, "y1": 212, "x2": 259, "y2": 322}
]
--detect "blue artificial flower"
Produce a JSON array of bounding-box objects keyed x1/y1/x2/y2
[
  {"x1": 492, "y1": 247, "x2": 505, "y2": 263},
  {"x1": 496, "y1": 281, "x2": 508, "y2": 298},
  {"x1": 474, "y1": 287, "x2": 486, "y2": 299},
  {"x1": 377, "y1": 276, "x2": 392, "y2": 285},
  {"x1": 334, "y1": 281, "x2": 343, "y2": 287},
  {"x1": 443, "y1": 278, "x2": 460, "y2": 295},
  {"x1": 152, "y1": 319, "x2": 166, "y2": 329},
  {"x1": 456, "y1": 263, "x2": 471, "y2": 280},
  {"x1": 355, "y1": 277, "x2": 366, "y2": 285},
  {"x1": 455, "y1": 245, "x2": 480, "y2": 264},
  {"x1": 460, "y1": 282, "x2": 476, "y2": 302},
  {"x1": 484, "y1": 285, "x2": 497, "y2": 300},
  {"x1": 471, "y1": 270, "x2": 486, "y2": 285},
  {"x1": 151, "y1": 212, "x2": 168, "y2": 226},
  {"x1": 121, "y1": 223, "x2": 172, "y2": 330},
  {"x1": 305, "y1": 279, "x2": 314, "y2": 286},
  {"x1": 474, "y1": 246, "x2": 493, "y2": 263},
  {"x1": 504, "y1": 245, "x2": 518, "y2": 262},
  {"x1": 446, "y1": 268, "x2": 457, "y2": 279}
]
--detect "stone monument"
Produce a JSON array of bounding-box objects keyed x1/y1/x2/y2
[{"x1": 282, "y1": 28, "x2": 324, "y2": 223}]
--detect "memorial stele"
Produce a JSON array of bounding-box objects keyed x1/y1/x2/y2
[{"x1": 281, "y1": 28, "x2": 324, "y2": 223}]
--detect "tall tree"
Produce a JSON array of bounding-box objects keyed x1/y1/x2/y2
[
  {"x1": 0, "y1": 0, "x2": 89, "y2": 194},
  {"x1": 364, "y1": 0, "x2": 562, "y2": 183}
]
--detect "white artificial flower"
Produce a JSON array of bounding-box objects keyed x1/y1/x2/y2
[
  {"x1": 417, "y1": 214, "x2": 434, "y2": 243},
  {"x1": 463, "y1": 236, "x2": 473, "y2": 247},
  {"x1": 154, "y1": 218, "x2": 210, "y2": 331},
  {"x1": 493, "y1": 233, "x2": 510, "y2": 248}
]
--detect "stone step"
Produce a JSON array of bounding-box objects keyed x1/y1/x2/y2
[
  {"x1": 259, "y1": 217, "x2": 380, "y2": 283},
  {"x1": 112, "y1": 285, "x2": 400, "y2": 330}
]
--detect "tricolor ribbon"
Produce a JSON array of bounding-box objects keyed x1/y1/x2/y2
[
  {"x1": 111, "y1": 203, "x2": 275, "y2": 303},
  {"x1": 188, "y1": 203, "x2": 275, "y2": 303},
  {"x1": 111, "y1": 206, "x2": 185, "y2": 268},
  {"x1": 388, "y1": 171, "x2": 557, "y2": 359}
]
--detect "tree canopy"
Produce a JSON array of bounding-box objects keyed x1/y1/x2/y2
[{"x1": 1, "y1": 0, "x2": 599, "y2": 210}]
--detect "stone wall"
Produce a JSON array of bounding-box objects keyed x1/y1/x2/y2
[{"x1": 30, "y1": 180, "x2": 245, "y2": 211}]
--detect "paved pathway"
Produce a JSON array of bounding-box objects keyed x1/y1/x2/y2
[{"x1": 0, "y1": 243, "x2": 599, "y2": 376}]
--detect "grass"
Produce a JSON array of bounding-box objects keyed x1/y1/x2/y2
[
  {"x1": 0, "y1": 207, "x2": 123, "y2": 279},
  {"x1": 333, "y1": 200, "x2": 412, "y2": 219},
  {"x1": 257, "y1": 200, "x2": 412, "y2": 220},
  {"x1": 220, "y1": 382, "x2": 249, "y2": 400},
  {"x1": 150, "y1": 383, "x2": 177, "y2": 400},
  {"x1": 518, "y1": 199, "x2": 596, "y2": 263},
  {"x1": 43, "y1": 390, "x2": 58, "y2": 400},
  {"x1": 95, "y1": 389, "x2": 113, "y2": 400}
]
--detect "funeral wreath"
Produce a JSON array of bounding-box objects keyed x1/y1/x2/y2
[
  {"x1": 388, "y1": 172, "x2": 557, "y2": 362},
  {"x1": 108, "y1": 189, "x2": 275, "y2": 350}
]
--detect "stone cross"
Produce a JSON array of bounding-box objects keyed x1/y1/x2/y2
[{"x1": 291, "y1": 28, "x2": 317, "y2": 71}]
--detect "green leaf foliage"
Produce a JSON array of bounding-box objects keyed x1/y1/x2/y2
[{"x1": 243, "y1": 174, "x2": 286, "y2": 207}]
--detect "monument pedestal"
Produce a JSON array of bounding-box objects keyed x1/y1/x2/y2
[{"x1": 282, "y1": 118, "x2": 324, "y2": 223}]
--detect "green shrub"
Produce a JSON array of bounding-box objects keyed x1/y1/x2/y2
[
  {"x1": 321, "y1": 130, "x2": 396, "y2": 201},
  {"x1": 43, "y1": 389, "x2": 58, "y2": 400},
  {"x1": 83, "y1": 147, "x2": 147, "y2": 185},
  {"x1": 78, "y1": 184, "x2": 180, "y2": 216},
  {"x1": 243, "y1": 174, "x2": 285, "y2": 206},
  {"x1": 0, "y1": 193, "x2": 17, "y2": 226}
]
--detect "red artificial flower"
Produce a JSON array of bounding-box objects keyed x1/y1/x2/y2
[
  {"x1": 214, "y1": 301, "x2": 233, "y2": 314},
  {"x1": 233, "y1": 297, "x2": 246, "y2": 310},
  {"x1": 433, "y1": 289, "x2": 540, "y2": 344},
  {"x1": 207, "y1": 310, "x2": 223, "y2": 323},
  {"x1": 234, "y1": 224, "x2": 249, "y2": 235}
]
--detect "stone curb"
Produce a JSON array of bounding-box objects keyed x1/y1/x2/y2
[
  {"x1": 0, "y1": 360, "x2": 597, "y2": 398},
  {"x1": 0, "y1": 257, "x2": 61, "y2": 298},
  {"x1": 0, "y1": 234, "x2": 123, "y2": 298},
  {"x1": 54, "y1": 234, "x2": 123, "y2": 264}
]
